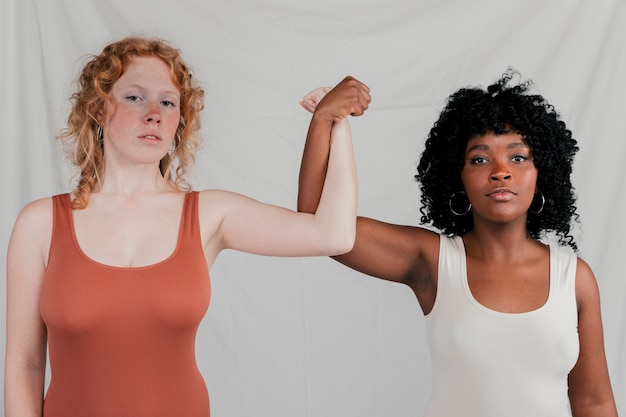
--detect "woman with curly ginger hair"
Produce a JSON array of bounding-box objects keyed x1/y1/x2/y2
[
  {"x1": 298, "y1": 70, "x2": 617, "y2": 416},
  {"x1": 5, "y1": 35, "x2": 371, "y2": 416},
  {"x1": 58, "y1": 36, "x2": 204, "y2": 209}
]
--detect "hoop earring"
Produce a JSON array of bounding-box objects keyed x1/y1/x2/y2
[
  {"x1": 529, "y1": 191, "x2": 545, "y2": 214},
  {"x1": 97, "y1": 124, "x2": 103, "y2": 141},
  {"x1": 449, "y1": 191, "x2": 471, "y2": 216},
  {"x1": 169, "y1": 132, "x2": 181, "y2": 155}
]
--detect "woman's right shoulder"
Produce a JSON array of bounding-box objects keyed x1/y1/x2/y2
[
  {"x1": 12, "y1": 195, "x2": 61, "y2": 234},
  {"x1": 8, "y1": 196, "x2": 60, "y2": 268},
  {"x1": 352, "y1": 217, "x2": 441, "y2": 270},
  {"x1": 17, "y1": 196, "x2": 55, "y2": 218},
  {"x1": 407, "y1": 224, "x2": 441, "y2": 263},
  {"x1": 360, "y1": 216, "x2": 440, "y2": 248}
]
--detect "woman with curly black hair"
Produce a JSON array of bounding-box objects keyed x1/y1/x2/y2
[{"x1": 298, "y1": 70, "x2": 617, "y2": 417}]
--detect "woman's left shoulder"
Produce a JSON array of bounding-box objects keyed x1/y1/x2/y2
[
  {"x1": 197, "y1": 188, "x2": 243, "y2": 207},
  {"x1": 573, "y1": 255, "x2": 596, "y2": 284},
  {"x1": 195, "y1": 189, "x2": 254, "y2": 225},
  {"x1": 573, "y1": 256, "x2": 601, "y2": 307},
  {"x1": 574, "y1": 256, "x2": 594, "y2": 275}
]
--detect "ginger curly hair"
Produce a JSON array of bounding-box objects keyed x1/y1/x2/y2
[{"x1": 58, "y1": 35, "x2": 205, "y2": 209}]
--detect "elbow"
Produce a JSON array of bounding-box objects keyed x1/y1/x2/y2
[
  {"x1": 325, "y1": 228, "x2": 356, "y2": 256},
  {"x1": 327, "y1": 239, "x2": 355, "y2": 257}
]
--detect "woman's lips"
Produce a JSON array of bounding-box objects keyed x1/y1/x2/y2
[{"x1": 486, "y1": 188, "x2": 516, "y2": 201}]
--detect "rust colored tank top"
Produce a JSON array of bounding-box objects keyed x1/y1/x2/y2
[{"x1": 40, "y1": 192, "x2": 211, "y2": 417}]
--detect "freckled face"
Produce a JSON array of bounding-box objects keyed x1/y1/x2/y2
[
  {"x1": 460, "y1": 131, "x2": 538, "y2": 224},
  {"x1": 103, "y1": 56, "x2": 181, "y2": 166}
]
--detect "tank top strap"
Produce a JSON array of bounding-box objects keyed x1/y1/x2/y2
[
  {"x1": 548, "y1": 243, "x2": 578, "y2": 302},
  {"x1": 180, "y1": 191, "x2": 201, "y2": 244},
  {"x1": 51, "y1": 193, "x2": 74, "y2": 245},
  {"x1": 431, "y1": 235, "x2": 467, "y2": 310}
]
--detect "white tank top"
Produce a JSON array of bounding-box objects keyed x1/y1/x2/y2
[{"x1": 424, "y1": 235, "x2": 579, "y2": 417}]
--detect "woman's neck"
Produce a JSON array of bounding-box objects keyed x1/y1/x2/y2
[{"x1": 462, "y1": 220, "x2": 541, "y2": 262}]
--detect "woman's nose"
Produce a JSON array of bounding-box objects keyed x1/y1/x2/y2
[
  {"x1": 145, "y1": 104, "x2": 161, "y2": 124},
  {"x1": 490, "y1": 161, "x2": 511, "y2": 181}
]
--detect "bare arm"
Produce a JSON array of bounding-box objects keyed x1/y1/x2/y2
[
  {"x1": 296, "y1": 78, "x2": 440, "y2": 312},
  {"x1": 568, "y1": 258, "x2": 617, "y2": 417},
  {"x1": 5, "y1": 199, "x2": 51, "y2": 416},
  {"x1": 200, "y1": 77, "x2": 370, "y2": 262}
]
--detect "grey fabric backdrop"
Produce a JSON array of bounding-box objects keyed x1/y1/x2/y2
[{"x1": 1, "y1": 0, "x2": 624, "y2": 415}]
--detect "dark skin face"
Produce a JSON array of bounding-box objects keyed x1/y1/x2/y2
[
  {"x1": 460, "y1": 131, "x2": 538, "y2": 228},
  {"x1": 297, "y1": 90, "x2": 617, "y2": 416},
  {"x1": 458, "y1": 132, "x2": 546, "y2": 313}
]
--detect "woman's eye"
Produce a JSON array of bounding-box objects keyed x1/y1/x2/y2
[
  {"x1": 512, "y1": 155, "x2": 529, "y2": 162},
  {"x1": 125, "y1": 95, "x2": 141, "y2": 102},
  {"x1": 470, "y1": 157, "x2": 487, "y2": 165},
  {"x1": 162, "y1": 100, "x2": 177, "y2": 107}
]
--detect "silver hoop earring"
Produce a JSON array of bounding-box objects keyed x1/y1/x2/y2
[
  {"x1": 529, "y1": 191, "x2": 545, "y2": 214},
  {"x1": 169, "y1": 133, "x2": 181, "y2": 155},
  {"x1": 97, "y1": 124, "x2": 103, "y2": 141},
  {"x1": 449, "y1": 191, "x2": 472, "y2": 216}
]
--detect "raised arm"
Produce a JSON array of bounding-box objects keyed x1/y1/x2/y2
[
  {"x1": 199, "y1": 77, "x2": 371, "y2": 263},
  {"x1": 297, "y1": 79, "x2": 440, "y2": 301},
  {"x1": 297, "y1": 77, "x2": 369, "y2": 216}
]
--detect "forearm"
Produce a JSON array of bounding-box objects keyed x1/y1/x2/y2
[
  {"x1": 298, "y1": 111, "x2": 332, "y2": 215},
  {"x1": 298, "y1": 76, "x2": 369, "y2": 219},
  {"x1": 310, "y1": 118, "x2": 357, "y2": 254}
]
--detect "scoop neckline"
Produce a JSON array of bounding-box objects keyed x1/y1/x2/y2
[
  {"x1": 65, "y1": 192, "x2": 189, "y2": 271},
  {"x1": 457, "y1": 235, "x2": 553, "y2": 317}
]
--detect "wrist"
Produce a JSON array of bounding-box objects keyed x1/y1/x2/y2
[{"x1": 311, "y1": 109, "x2": 335, "y2": 128}]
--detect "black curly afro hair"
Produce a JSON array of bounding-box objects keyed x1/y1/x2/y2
[{"x1": 416, "y1": 69, "x2": 580, "y2": 250}]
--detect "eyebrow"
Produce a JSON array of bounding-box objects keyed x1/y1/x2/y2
[
  {"x1": 122, "y1": 84, "x2": 180, "y2": 97},
  {"x1": 466, "y1": 142, "x2": 530, "y2": 152}
]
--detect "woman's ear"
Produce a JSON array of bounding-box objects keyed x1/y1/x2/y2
[{"x1": 95, "y1": 107, "x2": 104, "y2": 124}]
